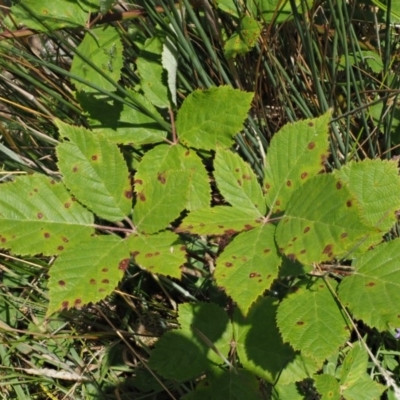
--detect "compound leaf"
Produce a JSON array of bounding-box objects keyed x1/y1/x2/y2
[
  {"x1": 71, "y1": 25, "x2": 123, "y2": 93},
  {"x1": 275, "y1": 174, "x2": 373, "y2": 264},
  {"x1": 133, "y1": 144, "x2": 210, "y2": 233},
  {"x1": 176, "y1": 86, "x2": 254, "y2": 150},
  {"x1": 277, "y1": 278, "x2": 349, "y2": 365},
  {"x1": 56, "y1": 120, "x2": 132, "y2": 222},
  {"x1": 0, "y1": 174, "x2": 93, "y2": 256},
  {"x1": 214, "y1": 147, "x2": 266, "y2": 214},
  {"x1": 149, "y1": 302, "x2": 232, "y2": 381},
  {"x1": 47, "y1": 235, "x2": 129, "y2": 316},
  {"x1": 215, "y1": 225, "x2": 281, "y2": 313},
  {"x1": 338, "y1": 239, "x2": 400, "y2": 331},
  {"x1": 263, "y1": 111, "x2": 330, "y2": 213},
  {"x1": 128, "y1": 231, "x2": 186, "y2": 279},
  {"x1": 334, "y1": 159, "x2": 400, "y2": 231},
  {"x1": 178, "y1": 206, "x2": 262, "y2": 235}
]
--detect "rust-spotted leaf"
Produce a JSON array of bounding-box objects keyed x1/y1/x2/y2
[
  {"x1": 56, "y1": 120, "x2": 132, "y2": 222},
  {"x1": 215, "y1": 224, "x2": 281, "y2": 313},
  {"x1": 133, "y1": 144, "x2": 210, "y2": 233},
  {"x1": 264, "y1": 111, "x2": 330, "y2": 213},
  {"x1": 127, "y1": 231, "x2": 186, "y2": 279},
  {"x1": 275, "y1": 175, "x2": 374, "y2": 264},
  {"x1": 277, "y1": 278, "x2": 349, "y2": 364},
  {"x1": 0, "y1": 174, "x2": 94, "y2": 256},
  {"x1": 47, "y1": 235, "x2": 129, "y2": 316}
]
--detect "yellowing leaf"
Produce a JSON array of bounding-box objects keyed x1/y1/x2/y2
[
  {"x1": 214, "y1": 147, "x2": 266, "y2": 214},
  {"x1": 215, "y1": 225, "x2": 280, "y2": 313},
  {"x1": 133, "y1": 144, "x2": 210, "y2": 233},
  {"x1": 47, "y1": 235, "x2": 129, "y2": 316},
  {"x1": 128, "y1": 231, "x2": 186, "y2": 279},
  {"x1": 264, "y1": 111, "x2": 330, "y2": 213},
  {"x1": 275, "y1": 174, "x2": 373, "y2": 264},
  {"x1": 339, "y1": 239, "x2": 400, "y2": 331},
  {"x1": 56, "y1": 120, "x2": 132, "y2": 222},
  {"x1": 334, "y1": 159, "x2": 400, "y2": 231},
  {"x1": 176, "y1": 86, "x2": 254, "y2": 150},
  {"x1": 0, "y1": 174, "x2": 93, "y2": 256},
  {"x1": 178, "y1": 206, "x2": 262, "y2": 235}
]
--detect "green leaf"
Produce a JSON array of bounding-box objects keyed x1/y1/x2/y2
[
  {"x1": 162, "y1": 38, "x2": 178, "y2": 106},
  {"x1": 47, "y1": 235, "x2": 129, "y2": 316},
  {"x1": 0, "y1": 174, "x2": 93, "y2": 256},
  {"x1": 339, "y1": 51, "x2": 383, "y2": 74},
  {"x1": 339, "y1": 343, "x2": 386, "y2": 400},
  {"x1": 314, "y1": 374, "x2": 341, "y2": 400},
  {"x1": 276, "y1": 353, "x2": 319, "y2": 385},
  {"x1": 250, "y1": 0, "x2": 313, "y2": 23},
  {"x1": 178, "y1": 207, "x2": 262, "y2": 235},
  {"x1": 234, "y1": 297, "x2": 295, "y2": 383},
  {"x1": 224, "y1": 16, "x2": 262, "y2": 59},
  {"x1": 99, "y1": 0, "x2": 114, "y2": 14},
  {"x1": 334, "y1": 160, "x2": 400, "y2": 232},
  {"x1": 176, "y1": 86, "x2": 254, "y2": 150},
  {"x1": 127, "y1": 231, "x2": 186, "y2": 279},
  {"x1": 340, "y1": 342, "x2": 368, "y2": 388},
  {"x1": 263, "y1": 111, "x2": 330, "y2": 213},
  {"x1": 338, "y1": 239, "x2": 400, "y2": 331},
  {"x1": 371, "y1": 0, "x2": 400, "y2": 22},
  {"x1": 206, "y1": 369, "x2": 261, "y2": 400},
  {"x1": 56, "y1": 120, "x2": 132, "y2": 222},
  {"x1": 11, "y1": 1, "x2": 87, "y2": 31},
  {"x1": 272, "y1": 382, "x2": 307, "y2": 400},
  {"x1": 78, "y1": 0, "x2": 99, "y2": 12},
  {"x1": 133, "y1": 144, "x2": 210, "y2": 233},
  {"x1": 149, "y1": 303, "x2": 232, "y2": 381},
  {"x1": 214, "y1": 147, "x2": 266, "y2": 214},
  {"x1": 70, "y1": 26, "x2": 123, "y2": 93},
  {"x1": 275, "y1": 174, "x2": 373, "y2": 264},
  {"x1": 342, "y1": 376, "x2": 385, "y2": 400},
  {"x1": 215, "y1": 225, "x2": 281, "y2": 313},
  {"x1": 215, "y1": 0, "x2": 240, "y2": 17},
  {"x1": 369, "y1": 96, "x2": 400, "y2": 145},
  {"x1": 137, "y1": 37, "x2": 169, "y2": 108},
  {"x1": 77, "y1": 91, "x2": 167, "y2": 146},
  {"x1": 277, "y1": 279, "x2": 349, "y2": 364}
]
